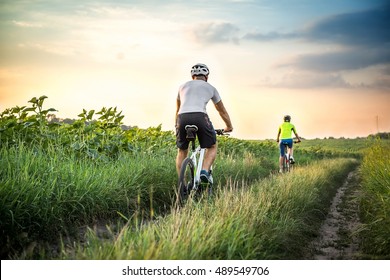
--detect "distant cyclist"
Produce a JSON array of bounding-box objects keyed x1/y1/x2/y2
[
  {"x1": 276, "y1": 115, "x2": 301, "y2": 173},
  {"x1": 175, "y1": 63, "x2": 233, "y2": 184}
]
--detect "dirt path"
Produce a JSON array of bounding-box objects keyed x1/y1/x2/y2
[{"x1": 306, "y1": 169, "x2": 363, "y2": 259}]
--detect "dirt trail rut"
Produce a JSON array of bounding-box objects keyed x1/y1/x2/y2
[{"x1": 306, "y1": 169, "x2": 363, "y2": 260}]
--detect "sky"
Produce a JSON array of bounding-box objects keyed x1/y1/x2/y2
[{"x1": 0, "y1": 0, "x2": 389, "y2": 140}]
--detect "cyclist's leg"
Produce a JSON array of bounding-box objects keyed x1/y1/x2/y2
[
  {"x1": 279, "y1": 141, "x2": 285, "y2": 172},
  {"x1": 279, "y1": 157, "x2": 284, "y2": 171},
  {"x1": 286, "y1": 139, "x2": 294, "y2": 163},
  {"x1": 202, "y1": 142, "x2": 217, "y2": 171},
  {"x1": 197, "y1": 114, "x2": 217, "y2": 175},
  {"x1": 289, "y1": 147, "x2": 295, "y2": 163},
  {"x1": 175, "y1": 113, "x2": 190, "y2": 175},
  {"x1": 176, "y1": 148, "x2": 188, "y2": 175}
]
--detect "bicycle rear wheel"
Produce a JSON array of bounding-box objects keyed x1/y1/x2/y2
[
  {"x1": 178, "y1": 157, "x2": 195, "y2": 205},
  {"x1": 283, "y1": 155, "x2": 290, "y2": 173}
]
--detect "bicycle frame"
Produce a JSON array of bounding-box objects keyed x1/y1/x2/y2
[
  {"x1": 189, "y1": 144, "x2": 207, "y2": 191},
  {"x1": 177, "y1": 125, "x2": 224, "y2": 204}
]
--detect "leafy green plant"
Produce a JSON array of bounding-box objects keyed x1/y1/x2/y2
[
  {"x1": 70, "y1": 107, "x2": 128, "y2": 160},
  {"x1": 1, "y1": 96, "x2": 135, "y2": 160},
  {"x1": 0, "y1": 96, "x2": 57, "y2": 144}
]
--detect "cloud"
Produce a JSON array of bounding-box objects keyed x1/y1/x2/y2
[
  {"x1": 2, "y1": 3, "x2": 184, "y2": 65},
  {"x1": 11, "y1": 20, "x2": 43, "y2": 28},
  {"x1": 244, "y1": 4, "x2": 390, "y2": 70},
  {"x1": 304, "y1": 4, "x2": 390, "y2": 47},
  {"x1": 245, "y1": 4, "x2": 390, "y2": 89},
  {"x1": 258, "y1": 72, "x2": 352, "y2": 89},
  {"x1": 298, "y1": 4, "x2": 390, "y2": 75},
  {"x1": 381, "y1": 65, "x2": 390, "y2": 75},
  {"x1": 191, "y1": 22, "x2": 240, "y2": 44},
  {"x1": 285, "y1": 48, "x2": 390, "y2": 72},
  {"x1": 244, "y1": 4, "x2": 390, "y2": 46},
  {"x1": 244, "y1": 31, "x2": 297, "y2": 41}
]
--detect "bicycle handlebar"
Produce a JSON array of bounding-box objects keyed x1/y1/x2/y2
[
  {"x1": 278, "y1": 139, "x2": 301, "y2": 144},
  {"x1": 215, "y1": 129, "x2": 228, "y2": 136}
]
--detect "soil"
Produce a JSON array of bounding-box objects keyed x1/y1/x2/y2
[{"x1": 305, "y1": 169, "x2": 363, "y2": 259}]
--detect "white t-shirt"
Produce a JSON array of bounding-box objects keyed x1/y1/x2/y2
[{"x1": 177, "y1": 80, "x2": 221, "y2": 114}]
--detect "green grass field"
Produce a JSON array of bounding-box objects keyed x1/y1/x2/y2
[{"x1": 1, "y1": 96, "x2": 389, "y2": 259}]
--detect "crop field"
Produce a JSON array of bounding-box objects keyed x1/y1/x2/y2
[{"x1": 1, "y1": 96, "x2": 389, "y2": 260}]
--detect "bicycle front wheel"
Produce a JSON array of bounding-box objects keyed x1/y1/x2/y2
[{"x1": 178, "y1": 157, "x2": 195, "y2": 205}]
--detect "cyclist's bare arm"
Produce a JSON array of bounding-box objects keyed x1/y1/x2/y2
[
  {"x1": 214, "y1": 100, "x2": 233, "y2": 132},
  {"x1": 294, "y1": 131, "x2": 301, "y2": 142},
  {"x1": 175, "y1": 98, "x2": 181, "y2": 126}
]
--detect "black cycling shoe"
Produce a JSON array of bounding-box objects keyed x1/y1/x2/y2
[{"x1": 200, "y1": 170, "x2": 212, "y2": 184}]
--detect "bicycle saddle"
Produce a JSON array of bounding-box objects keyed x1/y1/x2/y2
[{"x1": 185, "y1": 125, "x2": 198, "y2": 141}]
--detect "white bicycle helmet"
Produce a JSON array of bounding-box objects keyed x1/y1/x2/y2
[{"x1": 191, "y1": 63, "x2": 209, "y2": 77}]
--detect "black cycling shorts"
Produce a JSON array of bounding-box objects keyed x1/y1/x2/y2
[{"x1": 176, "y1": 112, "x2": 216, "y2": 150}]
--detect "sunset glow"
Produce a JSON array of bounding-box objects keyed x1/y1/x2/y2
[{"x1": 1, "y1": 0, "x2": 389, "y2": 139}]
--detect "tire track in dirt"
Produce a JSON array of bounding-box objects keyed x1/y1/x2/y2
[{"x1": 306, "y1": 169, "x2": 363, "y2": 260}]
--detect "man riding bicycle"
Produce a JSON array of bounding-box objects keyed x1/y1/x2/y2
[
  {"x1": 276, "y1": 115, "x2": 301, "y2": 173},
  {"x1": 175, "y1": 63, "x2": 233, "y2": 184}
]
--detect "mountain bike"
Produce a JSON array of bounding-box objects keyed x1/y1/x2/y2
[
  {"x1": 177, "y1": 125, "x2": 226, "y2": 205},
  {"x1": 281, "y1": 140, "x2": 300, "y2": 173}
]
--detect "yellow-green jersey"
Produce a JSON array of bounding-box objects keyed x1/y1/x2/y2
[{"x1": 278, "y1": 122, "x2": 297, "y2": 139}]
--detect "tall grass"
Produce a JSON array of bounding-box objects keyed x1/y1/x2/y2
[
  {"x1": 0, "y1": 139, "x2": 275, "y2": 259},
  {"x1": 359, "y1": 140, "x2": 390, "y2": 258},
  {"x1": 59, "y1": 158, "x2": 358, "y2": 260},
  {"x1": 0, "y1": 142, "x2": 177, "y2": 258}
]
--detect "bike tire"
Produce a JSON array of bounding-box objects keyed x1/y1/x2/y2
[
  {"x1": 283, "y1": 155, "x2": 290, "y2": 173},
  {"x1": 178, "y1": 157, "x2": 195, "y2": 205},
  {"x1": 288, "y1": 158, "x2": 294, "y2": 172}
]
